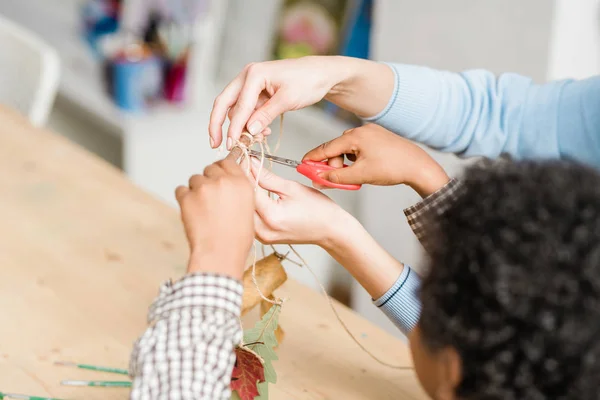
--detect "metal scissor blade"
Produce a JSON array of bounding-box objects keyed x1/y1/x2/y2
[{"x1": 247, "y1": 150, "x2": 300, "y2": 168}]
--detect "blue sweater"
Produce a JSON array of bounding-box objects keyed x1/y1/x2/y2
[{"x1": 368, "y1": 63, "x2": 600, "y2": 335}]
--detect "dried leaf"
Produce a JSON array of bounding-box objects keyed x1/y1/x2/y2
[
  {"x1": 230, "y1": 346, "x2": 265, "y2": 400},
  {"x1": 261, "y1": 296, "x2": 284, "y2": 345},
  {"x1": 243, "y1": 305, "x2": 281, "y2": 399}
]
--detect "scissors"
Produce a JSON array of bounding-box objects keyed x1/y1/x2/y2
[{"x1": 248, "y1": 150, "x2": 362, "y2": 191}]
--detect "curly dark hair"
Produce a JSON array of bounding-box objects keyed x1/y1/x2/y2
[{"x1": 419, "y1": 160, "x2": 600, "y2": 400}]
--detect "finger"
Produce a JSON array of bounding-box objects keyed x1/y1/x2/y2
[
  {"x1": 227, "y1": 71, "x2": 265, "y2": 149},
  {"x1": 188, "y1": 174, "x2": 207, "y2": 189},
  {"x1": 227, "y1": 104, "x2": 235, "y2": 121},
  {"x1": 219, "y1": 158, "x2": 246, "y2": 176},
  {"x1": 227, "y1": 92, "x2": 271, "y2": 122},
  {"x1": 249, "y1": 157, "x2": 293, "y2": 196},
  {"x1": 209, "y1": 70, "x2": 247, "y2": 148},
  {"x1": 203, "y1": 161, "x2": 227, "y2": 178},
  {"x1": 320, "y1": 164, "x2": 366, "y2": 185},
  {"x1": 254, "y1": 213, "x2": 276, "y2": 244},
  {"x1": 175, "y1": 185, "x2": 189, "y2": 204},
  {"x1": 253, "y1": 184, "x2": 277, "y2": 219},
  {"x1": 246, "y1": 91, "x2": 290, "y2": 137},
  {"x1": 256, "y1": 91, "x2": 270, "y2": 110},
  {"x1": 327, "y1": 155, "x2": 345, "y2": 169},
  {"x1": 302, "y1": 134, "x2": 356, "y2": 162}
]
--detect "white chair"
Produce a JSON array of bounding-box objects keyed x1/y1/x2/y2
[{"x1": 0, "y1": 13, "x2": 60, "y2": 127}]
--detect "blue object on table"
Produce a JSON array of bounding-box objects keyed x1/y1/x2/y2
[{"x1": 112, "y1": 55, "x2": 163, "y2": 113}]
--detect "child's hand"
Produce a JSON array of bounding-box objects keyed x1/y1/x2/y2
[
  {"x1": 249, "y1": 158, "x2": 352, "y2": 247},
  {"x1": 176, "y1": 160, "x2": 254, "y2": 279},
  {"x1": 303, "y1": 124, "x2": 450, "y2": 197}
]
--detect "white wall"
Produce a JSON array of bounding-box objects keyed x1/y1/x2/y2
[{"x1": 547, "y1": 0, "x2": 600, "y2": 80}]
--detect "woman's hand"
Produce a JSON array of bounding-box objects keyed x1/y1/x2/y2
[
  {"x1": 176, "y1": 160, "x2": 254, "y2": 279},
  {"x1": 209, "y1": 56, "x2": 395, "y2": 150},
  {"x1": 249, "y1": 158, "x2": 404, "y2": 298},
  {"x1": 303, "y1": 124, "x2": 450, "y2": 198},
  {"x1": 249, "y1": 158, "x2": 351, "y2": 247}
]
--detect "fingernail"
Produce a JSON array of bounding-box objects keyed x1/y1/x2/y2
[
  {"x1": 209, "y1": 137, "x2": 215, "y2": 148},
  {"x1": 226, "y1": 137, "x2": 232, "y2": 150},
  {"x1": 248, "y1": 121, "x2": 262, "y2": 135}
]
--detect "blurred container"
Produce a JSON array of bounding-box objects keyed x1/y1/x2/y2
[{"x1": 111, "y1": 45, "x2": 163, "y2": 112}]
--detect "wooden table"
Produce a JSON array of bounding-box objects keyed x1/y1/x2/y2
[{"x1": 0, "y1": 107, "x2": 426, "y2": 400}]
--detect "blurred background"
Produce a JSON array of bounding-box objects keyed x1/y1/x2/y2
[{"x1": 1, "y1": 0, "x2": 599, "y2": 339}]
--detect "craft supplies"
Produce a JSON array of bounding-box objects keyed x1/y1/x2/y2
[
  {"x1": 247, "y1": 149, "x2": 362, "y2": 190},
  {"x1": 60, "y1": 380, "x2": 132, "y2": 388},
  {"x1": 0, "y1": 393, "x2": 66, "y2": 400},
  {"x1": 55, "y1": 361, "x2": 132, "y2": 390},
  {"x1": 81, "y1": 0, "x2": 122, "y2": 57},
  {"x1": 110, "y1": 44, "x2": 163, "y2": 112},
  {"x1": 163, "y1": 58, "x2": 188, "y2": 103},
  {"x1": 157, "y1": 21, "x2": 192, "y2": 103},
  {"x1": 54, "y1": 361, "x2": 129, "y2": 375},
  {"x1": 0, "y1": 362, "x2": 131, "y2": 399},
  {"x1": 88, "y1": 0, "x2": 212, "y2": 111}
]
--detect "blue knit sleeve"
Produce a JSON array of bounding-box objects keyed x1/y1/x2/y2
[
  {"x1": 365, "y1": 63, "x2": 600, "y2": 169},
  {"x1": 373, "y1": 265, "x2": 422, "y2": 335}
]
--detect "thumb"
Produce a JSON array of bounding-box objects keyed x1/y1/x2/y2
[
  {"x1": 246, "y1": 91, "x2": 289, "y2": 135},
  {"x1": 303, "y1": 134, "x2": 354, "y2": 162},
  {"x1": 320, "y1": 164, "x2": 366, "y2": 185}
]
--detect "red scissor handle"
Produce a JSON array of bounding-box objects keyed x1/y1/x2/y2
[{"x1": 296, "y1": 160, "x2": 362, "y2": 191}]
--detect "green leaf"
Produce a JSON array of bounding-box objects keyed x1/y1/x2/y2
[
  {"x1": 243, "y1": 305, "x2": 281, "y2": 399},
  {"x1": 231, "y1": 391, "x2": 241, "y2": 400}
]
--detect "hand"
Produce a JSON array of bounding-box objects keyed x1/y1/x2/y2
[
  {"x1": 249, "y1": 158, "x2": 351, "y2": 247},
  {"x1": 175, "y1": 160, "x2": 254, "y2": 279},
  {"x1": 303, "y1": 124, "x2": 450, "y2": 198},
  {"x1": 209, "y1": 56, "x2": 394, "y2": 150},
  {"x1": 249, "y1": 158, "x2": 404, "y2": 298}
]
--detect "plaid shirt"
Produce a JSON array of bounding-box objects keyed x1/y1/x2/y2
[
  {"x1": 403, "y1": 179, "x2": 464, "y2": 251},
  {"x1": 129, "y1": 273, "x2": 243, "y2": 400}
]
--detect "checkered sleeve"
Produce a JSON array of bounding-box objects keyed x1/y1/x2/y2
[
  {"x1": 129, "y1": 273, "x2": 243, "y2": 400},
  {"x1": 404, "y1": 179, "x2": 465, "y2": 252}
]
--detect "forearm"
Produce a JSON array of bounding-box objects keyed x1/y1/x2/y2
[
  {"x1": 322, "y1": 212, "x2": 403, "y2": 300},
  {"x1": 364, "y1": 63, "x2": 600, "y2": 168},
  {"x1": 129, "y1": 273, "x2": 243, "y2": 400},
  {"x1": 325, "y1": 57, "x2": 396, "y2": 119},
  {"x1": 322, "y1": 213, "x2": 423, "y2": 334}
]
